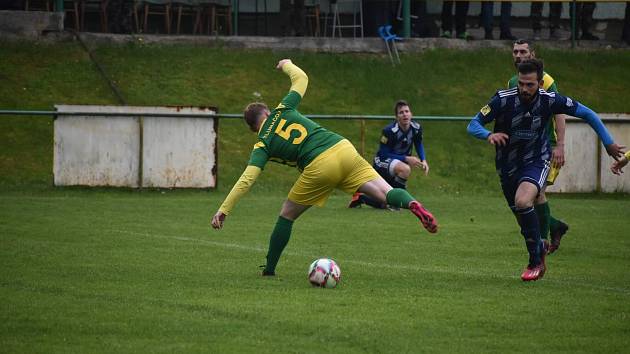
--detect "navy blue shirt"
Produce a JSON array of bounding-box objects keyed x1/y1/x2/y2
[
  {"x1": 376, "y1": 121, "x2": 425, "y2": 162},
  {"x1": 471, "y1": 88, "x2": 578, "y2": 176}
]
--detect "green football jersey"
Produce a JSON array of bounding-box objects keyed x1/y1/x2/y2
[
  {"x1": 508, "y1": 71, "x2": 558, "y2": 145},
  {"x1": 248, "y1": 91, "x2": 343, "y2": 171}
]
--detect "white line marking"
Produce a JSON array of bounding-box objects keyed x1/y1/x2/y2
[{"x1": 110, "y1": 229, "x2": 630, "y2": 295}]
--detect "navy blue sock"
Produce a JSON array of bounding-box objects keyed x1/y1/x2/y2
[
  {"x1": 388, "y1": 175, "x2": 407, "y2": 189},
  {"x1": 360, "y1": 194, "x2": 386, "y2": 209},
  {"x1": 516, "y1": 206, "x2": 542, "y2": 266}
]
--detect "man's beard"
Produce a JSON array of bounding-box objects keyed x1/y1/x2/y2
[{"x1": 519, "y1": 90, "x2": 535, "y2": 103}]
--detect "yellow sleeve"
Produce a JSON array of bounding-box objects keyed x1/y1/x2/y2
[
  {"x1": 218, "y1": 165, "x2": 262, "y2": 215},
  {"x1": 625, "y1": 151, "x2": 630, "y2": 160},
  {"x1": 282, "y1": 62, "x2": 308, "y2": 97}
]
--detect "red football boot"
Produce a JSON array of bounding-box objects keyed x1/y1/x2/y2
[
  {"x1": 521, "y1": 240, "x2": 548, "y2": 281},
  {"x1": 521, "y1": 263, "x2": 545, "y2": 281},
  {"x1": 409, "y1": 201, "x2": 438, "y2": 233},
  {"x1": 348, "y1": 192, "x2": 364, "y2": 208}
]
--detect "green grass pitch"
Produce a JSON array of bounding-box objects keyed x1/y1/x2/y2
[
  {"x1": 1, "y1": 189, "x2": 628, "y2": 353},
  {"x1": 1, "y1": 40, "x2": 629, "y2": 352}
]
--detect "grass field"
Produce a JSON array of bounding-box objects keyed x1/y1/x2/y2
[
  {"x1": 1, "y1": 189, "x2": 629, "y2": 353},
  {"x1": 1, "y1": 41, "x2": 629, "y2": 352}
]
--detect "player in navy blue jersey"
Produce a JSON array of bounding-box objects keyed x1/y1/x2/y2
[
  {"x1": 467, "y1": 59, "x2": 625, "y2": 281},
  {"x1": 349, "y1": 100, "x2": 429, "y2": 209}
]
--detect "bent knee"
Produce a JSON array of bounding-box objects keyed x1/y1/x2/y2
[
  {"x1": 514, "y1": 196, "x2": 534, "y2": 210},
  {"x1": 394, "y1": 163, "x2": 411, "y2": 178}
]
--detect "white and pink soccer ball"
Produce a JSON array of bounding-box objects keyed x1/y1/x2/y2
[{"x1": 308, "y1": 258, "x2": 341, "y2": 288}]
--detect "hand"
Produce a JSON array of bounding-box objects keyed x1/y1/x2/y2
[
  {"x1": 487, "y1": 133, "x2": 509, "y2": 146},
  {"x1": 611, "y1": 156, "x2": 629, "y2": 175},
  {"x1": 211, "y1": 211, "x2": 226, "y2": 230},
  {"x1": 604, "y1": 143, "x2": 626, "y2": 161},
  {"x1": 551, "y1": 143, "x2": 565, "y2": 168},
  {"x1": 419, "y1": 160, "x2": 429, "y2": 176},
  {"x1": 405, "y1": 156, "x2": 422, "y2": 168},
  {"x1": 276, "y1": 59, "x2": 292, "y2": 70}
]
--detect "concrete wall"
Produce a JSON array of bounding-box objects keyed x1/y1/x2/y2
[
  {"x1": 600, "y1": 122, "x2": 630, "y2": 192},
  {"x1": 547, "y1": 116, "x2": 630, "y2": 193},
  {"x1": 54, "y1": 114, "x2": 140, "y2": 187},
  {"x1": 54, "y1": 105, "x2": 217, "y2": 188},
  {"x1": 0, "y1": 10, "x2": 63, "y2": 38},
  {"x1": 143, "y1": 115, "x2": 217, "y2": 188}
]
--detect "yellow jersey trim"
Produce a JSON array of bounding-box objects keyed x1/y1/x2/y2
[
  {"x1": 542, "y1": 73, "x2": 555, "y2": 91},
  {"x1": 282, "y1": 62, "x2": 308, "y2": 98}
]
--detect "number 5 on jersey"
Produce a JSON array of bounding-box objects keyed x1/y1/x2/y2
[{"x1": 275, "y1": 119, "x2": 307, "y2": 144}]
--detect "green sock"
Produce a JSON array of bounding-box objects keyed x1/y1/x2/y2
[
  {"x1": 264, "y1": 216, "x2": 294, "y2": 273},
  {"x1": 386, "y1": 188, "x2": 415, "y2": 209},
  {"x1": 549, "y1": 215, "x2": 560, "y2": 233},
  {"x1": 534, "y1": 202, "x2": 550, "y2": 240}
]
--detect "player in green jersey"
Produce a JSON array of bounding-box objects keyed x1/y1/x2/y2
[
  {"x1": 211, "y1": 59, "x2": 438, "y2": 276},
  {"x1": 508, "y1": 39, "x2": 569, "y2": 254}
]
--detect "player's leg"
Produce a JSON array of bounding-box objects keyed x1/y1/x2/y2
[
  {"x1": 338, "y1": 142, "x2": 437, "y2": 232},
  {"x1": 354, "y1": 159, "x2": 409, "y2": 209},
  {"x1": 349, "y1": 156, "x2": 393, "y2": 209},
  {"x1": 391, "y1": 160, "x2": 410, "y2": 188},
  {"x1": 357, "y1": 178, "x2": 437, "y2": 233},
  {"x1": 534, "y1": 187, "x2": 551, "y2": 243},
  {"x1": 514, "y1": 180, "x2": 547, "y2": 281},
  {"x1": 514, "y1": 161, "x2": 551, "y2": 281},
  {"x1": 263, "y1": 150, "x2": 339, "y2": 276},
  {"x1": 542, "y1": 165, "x2": 569, "y2": 253},
  {"x1": 262, "y1": 199, "x2": 311, "y2": 276}
]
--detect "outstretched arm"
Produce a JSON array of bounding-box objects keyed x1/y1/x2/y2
[
  {"x1": 211, "y1": 165, "x2": 262, "y2": 229},
  {"x1": 573, "y1": 103, "x2": 625, "y2": 160},
  {"x1": 277, "y1": 59, "x2": 308, "y2": 98}
]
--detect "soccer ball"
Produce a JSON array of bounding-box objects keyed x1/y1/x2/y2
[{"x1": 308, "y1": 258, "x2": 341, "y2": 288}]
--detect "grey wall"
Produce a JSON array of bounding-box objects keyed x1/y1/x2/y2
[
  {"x1": 547, "y1": 115, "x2": 630, "y2": 193},
  {"x1": 54, "y1": 105, "x2": 217, "y2": 188}
]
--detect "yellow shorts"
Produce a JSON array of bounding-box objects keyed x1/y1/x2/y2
[
  {"x1": 288, "y1": 139, "x2": 380, "y2": 207},
  {"x1": 546, "y1": 164, "x2": 561, "y2": 185}
]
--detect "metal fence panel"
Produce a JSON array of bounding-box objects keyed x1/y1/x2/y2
[
  {"x1": 54, "y1": 114, "x2": 140, "y2": 187},
  {"x1": 600, "y1": 123, "x2": 630, "y2": 193},
  {"x1": 548, "y1": 117, "x2": 630, "y2": 193},
  {"x1": 547, "y1": 123, "x2": 598, "y2": 193},
  {"x1": 53, "y1": 105, "x2": 217, "y2": 188},
  {"x1": 142, "y1": 116, "x2": 217, "y2": 188}
]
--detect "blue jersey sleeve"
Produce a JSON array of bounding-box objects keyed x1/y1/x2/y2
[
  {"x1": 574, "y1": 103, "x2": 614, "y2": 146},
  {"x1": 416, "y1": 142, "x2": 426, "y2": 160},
  {"x1": 413, "y1": 128, "x2": 425, "y2": 160},
  {"x1": 551, "y1": 94, "x2": 614, "y2": 146},
  {"x1": 468, "y1": 95, "x2": 501, "y2": 140}
]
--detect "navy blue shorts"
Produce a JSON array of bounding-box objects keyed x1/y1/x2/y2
[
  {"x1": 373, "y1": 156, "x2": 402, "y2": 184},
  {"x1": 500, "y1": 160, "x2": 551, "y2": 211}
]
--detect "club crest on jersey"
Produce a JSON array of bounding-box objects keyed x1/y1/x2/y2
[
  {"x1": 480, "y1": 105, "x2": 491, "y2": 116},
  {"x1": 380, "y1": 136, "x2": 388, "y2": 144},
  {"x1": 566, "y1": 97, "x2": 574, "y2": 107}
]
